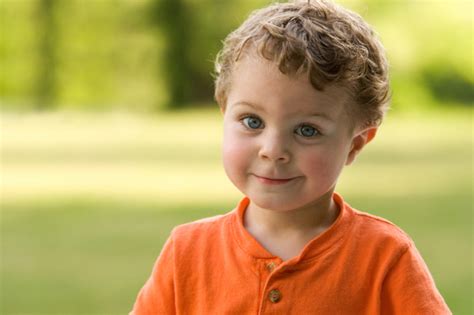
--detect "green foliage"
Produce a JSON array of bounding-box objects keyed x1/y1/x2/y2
[
  {"x1": 1, "y1": 0, "x2": 165, "y2": 111},
  {"x1": 352, "y1": 0, "x2": 473, "y2": 110},
  {"x1": 423, "y1": 67, "x2": 474, "y2": 105},
  {"x1": 0, "y1": 0, "x2": 472, "y2": 110}
]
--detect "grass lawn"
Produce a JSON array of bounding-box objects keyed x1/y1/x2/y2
[{"x1": 1, "y1": 107, "x2": 472, "y2": 314}]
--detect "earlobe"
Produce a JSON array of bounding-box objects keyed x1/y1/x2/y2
[
  {"x1": 366, "y1": 127, "x2": 377, "y2": 143},
  {"x1": 345, "y1": 127, "x2": 378, "y2": 165}
]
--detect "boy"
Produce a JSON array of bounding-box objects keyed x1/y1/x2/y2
[{"x1": 131, "y1": 0, "x2": 451, "y2": 313}]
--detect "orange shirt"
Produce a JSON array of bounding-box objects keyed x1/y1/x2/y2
[{"x1": 130, "y1": 193, "x2": 451, "y2": 314}]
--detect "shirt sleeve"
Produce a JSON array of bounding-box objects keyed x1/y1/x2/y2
[
  {"x1": 380, "y1": 243, "x2": 452, "y2": 314},
  {"x1": 130, "y1": 233, "x2": 176, "y2": 315}
]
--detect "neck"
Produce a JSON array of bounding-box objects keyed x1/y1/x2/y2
[{"x1": 244, "y1": 189, "x2": 339, "y2": 237}]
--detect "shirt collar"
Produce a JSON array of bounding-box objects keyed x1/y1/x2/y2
[{"x1": 231, "y1": 192, "x2": 355, "y2": 263}]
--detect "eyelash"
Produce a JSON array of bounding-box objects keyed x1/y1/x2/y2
[{"x1": 239, "y1": 114, "x2": 322, "y2": 138}]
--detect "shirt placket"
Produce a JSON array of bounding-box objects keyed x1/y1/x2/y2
[{"x1": 257, "y1": 258, "x2": 291, "y2": 315}]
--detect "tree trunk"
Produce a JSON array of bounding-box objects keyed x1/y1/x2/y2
[{"x1": 36, "y1": 0, "x2": 57, "y2": 110}]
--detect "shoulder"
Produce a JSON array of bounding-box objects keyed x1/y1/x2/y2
[
  {"x1": 346, "y1": 209, "x2": 451, "y2": 313},
  {"x1": 169, "y1": 210, "x2": 235, "y2": 250},
  {"x1": 349, "y1": 207, "x2": 414, "y2": 253}
]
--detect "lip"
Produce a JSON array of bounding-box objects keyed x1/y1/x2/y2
[{"x1": 253, "y1": 174, "x2": 298, "y2": 185}]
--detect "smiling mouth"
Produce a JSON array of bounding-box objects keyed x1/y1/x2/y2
[{"x1": 253, "y1": 175, "x2": 297, "y2": 185}]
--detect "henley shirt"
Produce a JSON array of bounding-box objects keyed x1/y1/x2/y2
[{"x1": 131, "y1": 192, "x2": 451, "y2": 314}]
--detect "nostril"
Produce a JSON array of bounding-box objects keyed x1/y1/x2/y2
[{"x1": 259, "y1": 151, "x2": 290, "y2": 163}]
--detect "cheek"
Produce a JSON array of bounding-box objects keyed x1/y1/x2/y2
[
  {"x1": 222, "y1": 126, "x2": 252, "y2": 179},
  {"x1": 300, "y1": 146, "x2": 347, "y2": 181}
]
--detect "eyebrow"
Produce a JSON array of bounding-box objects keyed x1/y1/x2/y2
[
  {"x1": 232, "y1": 101, "x2": 267, "y2": 113},
  {"x1": 232, "y1": 101, "x2": 334, "y2": 122}
]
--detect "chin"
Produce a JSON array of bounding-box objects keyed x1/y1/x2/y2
[{"x1": 249, "y1": 194, "x2": 304, "y2": 212}]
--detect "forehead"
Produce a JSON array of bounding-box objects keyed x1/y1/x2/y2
[{"x1": 227, "y1": 54, "x2": 351, "y2": 120}]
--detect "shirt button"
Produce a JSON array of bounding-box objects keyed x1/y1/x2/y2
[
  {"x1": 266, "y1": 262, "x2": 277, "y2": 272},
  {"x1": 268, "y1": 289, "x2": 282, "y2": 303}
]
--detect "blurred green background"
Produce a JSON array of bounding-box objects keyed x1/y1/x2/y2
[{"x1": 0, "y1": 0, "x2": 472, "y2": 314}]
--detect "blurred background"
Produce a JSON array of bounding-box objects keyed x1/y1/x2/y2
[{"x1": 0, "y1": 0, "x2": 472, "y2": 314}]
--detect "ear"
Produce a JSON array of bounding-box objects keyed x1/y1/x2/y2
[{"x1": 345, "y1": 127, "x2": 377, "y2": 166}]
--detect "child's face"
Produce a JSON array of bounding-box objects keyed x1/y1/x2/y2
[{"x1": 222, "y1": 54, "x2": 372, "y2": 212}]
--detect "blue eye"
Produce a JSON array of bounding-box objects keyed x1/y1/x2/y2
[
  {"x1": 242, "y1": 116, "x2": 263, "y2": 129},
  {"x1": 295, "y1": 125, "x2": 319, "y2": 137}
]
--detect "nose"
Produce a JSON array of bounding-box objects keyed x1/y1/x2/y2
[{"x1": 258, "y1": 131, "x2": 291, "y2": 163}]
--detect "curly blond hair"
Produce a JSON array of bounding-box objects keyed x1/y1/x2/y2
[{"x1": 214, "y1": 0, "x2": 390, "y2": 128}]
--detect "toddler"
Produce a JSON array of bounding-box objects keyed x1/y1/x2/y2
[{"x1": 131, "y1": 0, "x2": 451, "y2": 313}]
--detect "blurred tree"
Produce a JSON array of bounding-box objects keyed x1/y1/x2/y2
[
  {"x1": 151, "y1": 0, "x2": 195, "y2": 109},
  {"x1": 423, "y1": 67, "x2": 473, "y2": 105},
  {"x1": 36, "y1": 0, "x2": 57, "y2": 109},
  {"x1": 0, "y1": 0, "x2": 471, "y2": 111}
]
